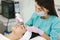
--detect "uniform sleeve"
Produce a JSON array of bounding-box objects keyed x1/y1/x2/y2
[
  {"x1": 25, "y1": 17, "x2": 33, "y2": 26},
  {"x1": 50, "y1": 21, "x2": 60, "y2": 40},
  {"x1": 25, "y1": 12, "x2": 36, "y2": 26}
]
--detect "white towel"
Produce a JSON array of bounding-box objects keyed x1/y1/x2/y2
[
  {"x1": 20, "y1": 31, "x2": 32, "y2": 40},
  {"x1": 0, "y1": 34, "x2": 10, "y2": 40}
]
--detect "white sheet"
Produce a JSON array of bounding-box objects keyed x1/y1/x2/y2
[
  {"x1": 0, "y1": 31, "x2": 32, "y2": 40},
  {"x1": 0, "y1": 31, "x2": 46, "y2": 40},
  {"x1": 0, "y1": 34, "x2": 10, "y2": 40},
  {"x1": 20, "y1": 31, "x2": 46, "y2": 40},
  {"x1": 20, "y1": 31, "x2": 32, "y2": 40}
]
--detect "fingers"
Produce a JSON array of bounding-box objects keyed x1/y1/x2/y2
[
  {"x1": 14, "y1": 24, "x2": 27, "y2": 32},
  {"x1": 17, "y1": 25, "x2": 25, "y2": 30}
]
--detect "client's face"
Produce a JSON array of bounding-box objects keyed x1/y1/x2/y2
[{"x1": 12, "y1": 25, "x2": 26, "y2": 35}]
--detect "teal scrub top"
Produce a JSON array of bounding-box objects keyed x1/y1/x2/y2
[{"x1": 26, "y1": 12, "x2": 60, "y2": 40}]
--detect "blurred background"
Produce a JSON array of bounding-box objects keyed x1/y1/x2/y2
[{"x1": 0, "y1": 0, "x2": 60, "y2": 34}]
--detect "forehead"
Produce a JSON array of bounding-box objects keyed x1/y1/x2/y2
[{"x1": 35, "y1": 2, "x2": 42, "y2": 9}]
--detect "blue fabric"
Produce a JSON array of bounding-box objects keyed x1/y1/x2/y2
[{"x1": 26, "y1": 12, "x2": 60, "y2": 40}]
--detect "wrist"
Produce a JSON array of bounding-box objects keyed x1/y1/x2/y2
[
  {"x1": 38, "y1": 30, "x2": 44, "y2": 36},
  {"x1": 26, "y1": 26, "x2": 44, "y2": 36}
]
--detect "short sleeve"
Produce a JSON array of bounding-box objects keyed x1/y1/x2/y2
[
  {"x1": 50, "y1": 21, "x2": 60, "y2": 40},
  {"x1": 26, "y1": 16, "x2": 33, "y2": 26},
  {"x1": 25, "y1": 12, "x2": 37, "y2": 26}
]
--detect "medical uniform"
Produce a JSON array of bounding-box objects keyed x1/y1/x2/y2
[{"x1": 26, "y1": 12, "x2": 60, "y2": 40}]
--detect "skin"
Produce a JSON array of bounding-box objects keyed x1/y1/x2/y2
[
  {"x1": 6, "y1": 25, "x2": 26, "y2": 40},
  {"x1": 35, "y1": 2, "x2": 50, "y2": 19},
  {"x1": 35, "y1": 2, "x2": 50, "y2": 40}
]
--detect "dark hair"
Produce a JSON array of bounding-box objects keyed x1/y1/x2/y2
[{"x1": 35, "y1": 0, "x2": 58, "y2": 17}]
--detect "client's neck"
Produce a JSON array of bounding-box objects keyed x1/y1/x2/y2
[{"x1": 7, "y1": 32, "x2": 23, "y2": 40}]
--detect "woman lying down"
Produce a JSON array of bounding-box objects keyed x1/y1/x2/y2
[{"x1": 0, "y1": 25, "x2": 46, "y2": 40}]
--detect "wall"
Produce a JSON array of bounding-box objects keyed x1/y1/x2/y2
[
  {"x1": 19, "y1": 0, "x2": 35, "y2": 23},
  {"x1": 54, "y1": 0, "x2": 60, "y2": 17}
]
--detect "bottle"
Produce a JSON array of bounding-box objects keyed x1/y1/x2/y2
[{"x1": 15, "y1": 13, "x2": 24, "y2": 25}]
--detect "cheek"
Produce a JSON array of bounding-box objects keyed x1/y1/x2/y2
[
  {"x1": 12, "y1": 27, "x2": 16, "y2": 32},
  {"x1": 12, "y1": 27, "x2": 14, "y2": 31},
  {"x1": 15, "y1": 28, "x2": 21, "y2": 33},
  {"x1": 35, "y1": 6, "x2": 38, "y2": 12}
]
